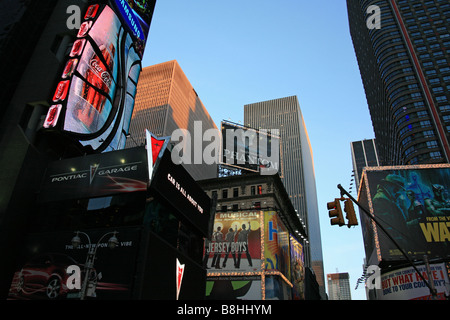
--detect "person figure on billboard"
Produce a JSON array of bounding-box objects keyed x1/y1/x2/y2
[
  {"x1": 211, "y1": 226, "x2": 224, "y2": 269},
  {"x1": 406, "y1": 190, "x2": 424, "y2": 225},
  {"x1": 236, "y1": 222, "x2": 253, "y2": 269},
  {"x1": 424, "y1": 184, "x2": 450, "y2": 216},
  {"x1": 222, "y1": 225, "x2": 237, "y2": 268},
  {"x1": 405, "y1": 190, "x2": 427, "y2": 252},
  {"x1": 372, "y1": 174, "x2": 410, "y2": 251},
  {"x1": 203, "y1": 238, "x2": 212, "y2": 269},
  {"x1": 406, "y1": 172, "x2": 432, "y2": 204}
]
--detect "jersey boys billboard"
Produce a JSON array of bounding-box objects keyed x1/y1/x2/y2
[
  {"x1": 42, "y1": 1, "x2": 155, "y2": 153},
  {"x1": 204, "y1": 210, "x2": 305, "y2": 300},
  {"x1": 359, "y1": 164, "x2": 450, "y2": 264}
]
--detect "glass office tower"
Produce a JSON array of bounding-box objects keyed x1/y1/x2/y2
[
  {"x1": 244, "y1": 95, "x2": 326, "y2": 299},
  {"x1": 347, "y1": 0, "x2": 450, "y2": 166},
  {"x1": 351, "y1": 139, "x2": 380, "y2": 191}
]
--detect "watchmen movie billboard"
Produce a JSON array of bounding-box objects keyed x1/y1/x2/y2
[{"x1": 359, "y1": 164, "x2": 450, "y2": 263}]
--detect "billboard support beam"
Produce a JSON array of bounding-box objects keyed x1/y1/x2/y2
[{"x1": 337, "y1": 184, "x2": 437, "y2": 299}]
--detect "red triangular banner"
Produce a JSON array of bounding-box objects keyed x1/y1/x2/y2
[{"x1": 151, "y1": 136, "x2": 166, "y2": 165}]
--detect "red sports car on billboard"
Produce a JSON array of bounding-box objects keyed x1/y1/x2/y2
[{"x1": 10, "y1": 253, "x2": 97, "y2": 300}]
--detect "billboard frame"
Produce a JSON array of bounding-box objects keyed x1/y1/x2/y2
[{"x1": 354, "y1": 163, "x2": 450, "y2": 299}]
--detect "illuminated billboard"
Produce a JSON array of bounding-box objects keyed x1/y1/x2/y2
[
  {"x1": 42, "y1": 2, "x2": 155, "y2": 154},
  {"x1": 204, "y1": 210, "x2": 306, "y2": 300},
  {"x1": 8, "y1": 227, "x2": 141, "y2": 300},
  {"x1": 39, "y1": 146, "x2": 148, "y2": 202},
  {"x1": 39, "y1": 130, "x2": 167, "y2": 203},
  {"x1": 358, "y1": 164, "x2": 450, "y2": 263},
  {"x1": 289, "y1": 235, "x2": 305, "y2": 300},
  {"x1": 204, "y1": 211, "x2": 262, "y2": 274},
  {"x1": 111, "y1": 0, "x2": 155, "y2": 56},
  {"x1": 379, "y1": 263, "x2": 449, "y2": 300},
  {"x1": 265, "y1": 211, "x2": 290, "y2": 278}
]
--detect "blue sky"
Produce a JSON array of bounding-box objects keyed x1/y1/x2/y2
[{"x1": 141, "y1": 0, "x2": 375, "y2": 300}]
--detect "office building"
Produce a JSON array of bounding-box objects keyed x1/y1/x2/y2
[
  {"x1": 126, "y1": 60, "x2": 218, "y2": 180},
  {"x1": 347, "y1": 0, "x2": 450, "y2": 166},
  {"x1": 350, "y1": 139, "x2": 380, "y2": 191},
  {"x1": 327, "y1": 272, "x2": 352, "y2": 300},
  {"x1": 244, "y1": 96, "x2": 326, "y2": 299}
]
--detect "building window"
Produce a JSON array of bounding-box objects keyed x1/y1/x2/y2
[
  {"x1": 222, "y1": 189, "x2": 228, "y2": 199},
  {"x1": 233, "y1": 188, "x2": 239, "y2": 198}
]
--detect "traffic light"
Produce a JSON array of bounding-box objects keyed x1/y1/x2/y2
[
  {"x1": 327, "y1": 199, "x2": 345, "y2": 226},
  {"x1": 343, "y1": 198, "x2": 358, "y2": 228}
]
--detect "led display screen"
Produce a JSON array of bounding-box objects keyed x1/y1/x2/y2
[
  {"x1": 39, "y1": 146, "x2": 148, "y2": 202},
  {"x1": 42, "y1": 2, "x2": 154, "y2": 153},
  {"x1": 7, "y1": 227, "x2": 141, "y2": 300}
]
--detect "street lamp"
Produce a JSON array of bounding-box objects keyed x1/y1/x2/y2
[{"x1": 71, "y1": 230, "x2": 119, "y2": 300}]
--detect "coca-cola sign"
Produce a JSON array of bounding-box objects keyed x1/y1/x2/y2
[
  {"x1": 42, "y1": 2, "x2": 156, "y2": 154},
  {"x1": 89, "y1": 58, "x2": 112, "y2": 88}
]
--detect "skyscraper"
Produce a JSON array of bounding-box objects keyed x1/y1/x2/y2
[
  {"x1": 126, "y1": 60, "x2": 218, "y2": 180},
  {"x1": 327, "y1": 272, "x2": 352, "y2": 300},
  {"x1": 350, "y1": 139, "x2": 380, "y2": 191},
  {"x1": 347, "y1": 0, "x2": 450, "y2": 166},
  {"x1": 244, "y1": 95, "x2": 326, "y2": 299}
]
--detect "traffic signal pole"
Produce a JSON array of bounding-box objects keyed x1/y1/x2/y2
[{"x1": 336, "y1": 184, "x2": 437, "y2": 300}]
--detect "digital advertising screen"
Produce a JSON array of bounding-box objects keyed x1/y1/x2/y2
[
  {"x1": 8, "y1": 227, "x2": 141, "y2": 300},
  {"x1": 42, "y1": 2, "x2": 155, "y2": 153},
  {"x1": 39, "y1": 146, "x2": 148, "y2": 202},
  {"x1": 359, "y1": 164, "x2": 450, "y2": 263},
  {"x1": 111, "y1": 0, "x2": 155, "y2": 56}
]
